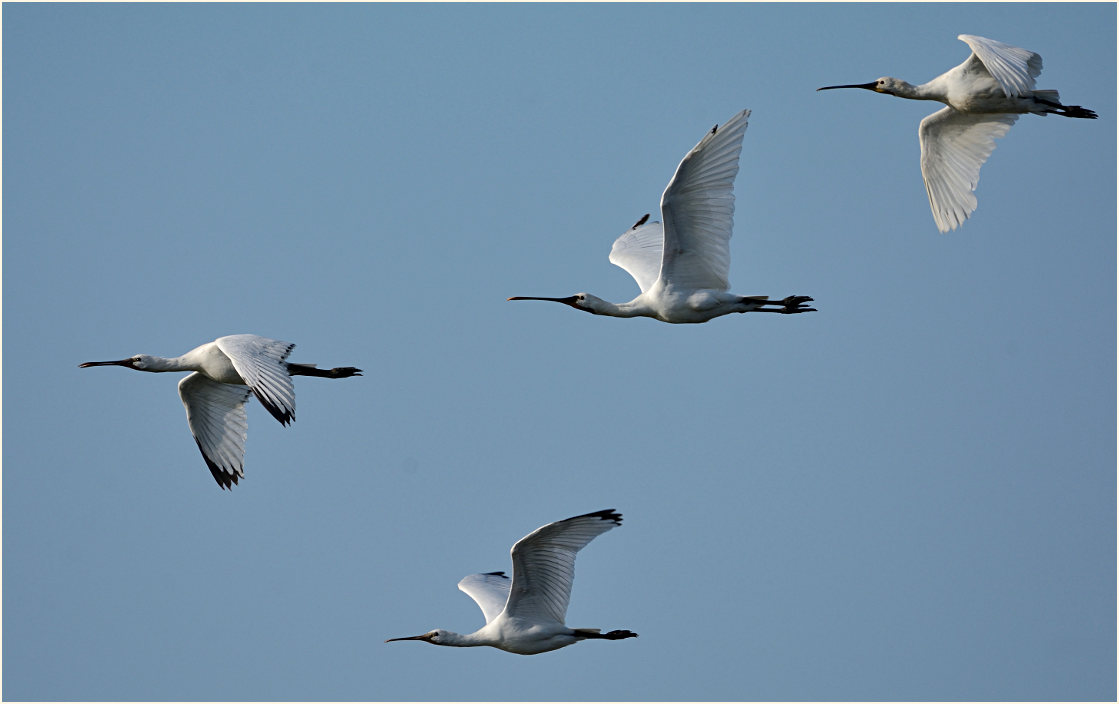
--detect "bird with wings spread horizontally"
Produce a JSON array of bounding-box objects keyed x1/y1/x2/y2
[
  {"x1": 818, "y1": 34, "x2": 1097, "y2": 232},
  {"x1": 80, "y1": 334, "x2": 361, "y2": 488}
]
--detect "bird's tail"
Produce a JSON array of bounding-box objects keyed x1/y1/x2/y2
[{"x1": 286, "y1": 363, "x2": 363, "y2": 378}]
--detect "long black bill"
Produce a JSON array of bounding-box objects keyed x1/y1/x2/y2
[
  {"x1": 78, "y1": 359, "x2": 132, "y2": 368},
  {"x1": 817, "y1": 82, "x2": 879, "y2": 92},
  {"x1": 507, "y1": 296, "x2": 578, "y2": 304}
]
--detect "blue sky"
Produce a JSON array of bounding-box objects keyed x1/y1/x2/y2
[{"x1": 3, "y1": 3, "x2": 1114, "y2": 701}]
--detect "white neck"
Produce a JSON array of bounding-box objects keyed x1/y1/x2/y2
[
  {"x1": 139, "y1": 355, "x2": 199, "y2": 373},
  {"x1": 586, "y1": 297, "x2": 649, "y2": 319},
  {"x1": 906, "y1": 79, "x2": 946, "y2": 102},
  {"x1": 436, "y1": 630, "x2": 493, "y2": 648}
]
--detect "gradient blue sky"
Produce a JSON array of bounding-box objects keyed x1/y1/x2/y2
[{"x1": 3, "y1": 3, "x2": 1115, "y2": 701}]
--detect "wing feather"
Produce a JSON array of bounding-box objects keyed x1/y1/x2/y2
[
  {"x1": 178, "y1": 372, "x2": 252, "y2": 489},
  {"x1": 609, "y1": 216, "x2": 665, "y2": 293},
  {"x1": 958, "y1": 34, "x2": 1041, "y2": 98},
  {"x1": 658, "y1": 109, "x2": 750, "y2": 291},
  {"x1": 457, "y1": 572, "x2": 511, "y2": 625},
  {"x1": 216, "y1": 334, "x2": 297, "y2": 425},
  {"x1": 919, "y1": 106, "x2": 1017, "y2": 232},
  {"x1": 503, "y1": 509, "x2": 622, "y2": 626}
]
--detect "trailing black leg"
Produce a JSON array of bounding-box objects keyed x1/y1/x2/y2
[
  {"x1": 286, "y1": 363, "x2": 363, "y2": 378},
  {"x1": 573, "y1": 628, "x2": 638, "y2": 640},
  {"x1": 1034, "y1": 96, "x2": 1097, "y2": 119},
  {"x1": 750, "y1": 295, "x2": 816, "y2": 314},
  {"x1": 1056, "y1": 104, "x2": 1098, "y2": 119}
]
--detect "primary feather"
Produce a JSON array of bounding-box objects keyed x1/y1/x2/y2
[{"x1": 503, "y1": 509, "x2": 623, "y2": 625}]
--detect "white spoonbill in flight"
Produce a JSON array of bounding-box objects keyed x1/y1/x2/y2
[
  {"x1": 386, "y1": 509, "x2": 637, "y2": 655},
  {"x1": 79, "y1": 334, "x2": 361, "y2": 489},
  {"x1": 818, "y1": 34, "x2": 1097, "y2": 233},
  {"x1": 508, "y1": 108, "x2": 815, "y2": 323}
]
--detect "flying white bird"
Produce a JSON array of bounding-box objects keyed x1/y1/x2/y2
[
  {"x1": 507, "y1": 108, "x2": 815, "y2": 323},
  {"x1": 386, "y1": 509, "x2": 637, "y2": 655},
  {"x1": 79, "y1": 334, "x2": 361, "y2": 489},
  {"x1": 818, "y1": 34, "x2": 1097, "y2": 233}
]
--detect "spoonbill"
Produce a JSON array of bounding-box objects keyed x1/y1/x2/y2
[
  {"x1": 79, "y1": 334, "x2": 361, "y2": 489},
  {"x1": 818, "y1": 34, "x2": 1097, "y2": 233},
  {"x1": 386, "y1": 509, "x2": 637, "y2": 655},
  {"x1": 507, "y1": 108, "x2": 815, "y2": 323}
]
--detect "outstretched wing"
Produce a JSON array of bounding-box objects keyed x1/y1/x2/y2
[
  {"x1": 919, "y1": 106, "x2": 1018, "y2": 232},
  {"x1": 503, "y1": 509, "x2": 623, "y2": 626},
  {"x1": 178, "y1": 372, "x2": 252, "y2": 489},
  {"x1": 216, "y1": 334, "x2": 297, "y2": 425},
  {"x1": 457, "y1": 572, "x2": 511, "y2": 625},
  {"x1": 959, "y1": 34, "x2": 1041, "y2": 98},
  {"x1": 658, "y1": 108, "x2": 750, "y2": 292},
  {"x1": 609, "y1": 215, "x2": 665, "y2": 294}
]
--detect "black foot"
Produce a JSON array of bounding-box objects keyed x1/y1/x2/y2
[
  {"x1": 779, "y1": 295, "x2": 816, "y2": 314},
  {"x1": 1060, "y1": 105, "x2": 1098, "y2": 119},
  {"x1": 577, "y1": 628, "x2": 639, "y2": 640},
  {"x1": 325, "y1": 366, "x2": 363, "y2": 378},
  {"x1": 1037, "y1": 97, "x2": 1098, "y2": 119},
  {"x1": 603, "y1": 629, "x2": 638, "y2": 640},
  {"x1": 286, "y1": 363, "x2": 364, "y2": 378}
]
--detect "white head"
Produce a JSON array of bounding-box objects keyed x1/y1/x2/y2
[{"x1": 817, "y1": 76, "x2": 914, "y2": 97}]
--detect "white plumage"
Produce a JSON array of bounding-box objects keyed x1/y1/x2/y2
[
  {"x1": 80, "y1": 334, "x2": 361, "y2": 488},
  {"x1": 509, "y1": 109, "x2": 815, "y2": 323},
  {"x1": 387, "y1": 509, "x2": 637, "y2": 655},
  {"x1": 819, "y1": 34, "x2": 1097, "y2": 232}
]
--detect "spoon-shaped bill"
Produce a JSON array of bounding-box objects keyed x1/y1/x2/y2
[
  {"x1": 78, "y1": 359, "x2": 133, "y2": 368},
  {"x1": 507, "y1": 296, "x2": 578, "y2": 303},
  {"x1": 385, "y1": 633, "x2": 431, "y2": 643},
  {"x1": 814, "y1": 82, "x2": 881, "y2": 91},
  {"x1": 816, "y1": 82, "x2": 879, "y2": 91}
]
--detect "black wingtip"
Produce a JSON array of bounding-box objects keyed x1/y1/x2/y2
[
  {"x1": 254, "y1": 391, "x2": 295, "y2": 426},
  {"x1": 631, "y1": 213, "x2": 650, "y2": 229},
  {"x1": 483, "y1": 571, "x2": 510, "y2": 579},
  {"x1": 578, "y1": 508, "x2": 622, "y2": 525},
  {"x1": 196, "y1": 440, "x2": 241, "y2": 490}
]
